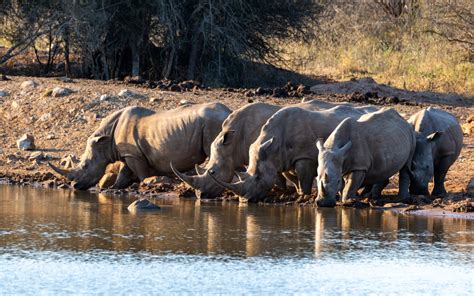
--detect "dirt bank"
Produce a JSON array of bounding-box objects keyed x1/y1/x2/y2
[{"x1": 0, "y1": 76, "x2": 473, "y2": 216}]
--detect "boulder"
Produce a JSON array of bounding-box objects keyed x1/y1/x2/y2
[
  {"x1": 51, "y1": 87, "x2": 72, "y2": 97},
  {"x1": 118, "y1": 89, "x2": 137, "y2": 97},
  {"x1": 98, "y1": 172, "x2": 117, "y2": 189},
  {"x1": 16, "y1": 134, "x2": 35, "y2": 151},
  {"x1": 127, "y1": 198, "x2": 160, "y2": 212},
  {"x1": 21, "y1": 80, "x2": 38, "y2": 90}
]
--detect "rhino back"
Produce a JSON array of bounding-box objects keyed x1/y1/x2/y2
[
  {"x1": 114, "y1": 103, "x2": 228, "y2": 174},
  {"x1": 346, "y1": 109, "x2": 415, "y2": 182},
  {"x1": 409, "y1": 107, "x2": 463, "y2": 159}
]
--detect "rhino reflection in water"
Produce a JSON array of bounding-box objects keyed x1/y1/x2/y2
[{"x1": 49, "y1": 103, "x2": 231, "y2": 190}]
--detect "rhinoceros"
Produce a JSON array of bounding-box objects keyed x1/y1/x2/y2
[
  {"x1": 207, "y1": 104, "x2": 377, "y2": 202},
  {"x1": 171, "y1": 100, "x2": 376, "y2": 199},
  {"x1": 315, "y1": 108, "x2": 416, "y2": 207},
  {"x1": 49, "y1": 103, "x2": 231, "y2": 190},
  {"x1": 407, "y1": 107, "x2": 463, "y2": 196}
]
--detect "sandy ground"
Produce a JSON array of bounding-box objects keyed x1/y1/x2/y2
[{"x1": 0, "y1": 76, "x2": 473, "y2": 216}]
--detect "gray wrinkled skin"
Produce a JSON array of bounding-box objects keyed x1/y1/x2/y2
[
  {"x1": 408, "y1": 107, "x2": 463, "y2": 196},
  {"x1": 210, "y1": 104, "x2": 376, "y2": 202},
  {"x1": 51, "y1": 103, "x2": 231, "y2": 190},
  {"x1": 316, "y1": 108, "x2": 416, "y2": 207},
  {"x1": 176, "y1": 99, "x2": 376, "y2": 199}
]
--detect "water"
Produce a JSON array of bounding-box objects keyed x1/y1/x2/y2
[{"x1": 0, "y1": 185, "x2": 473, "y2": 294}]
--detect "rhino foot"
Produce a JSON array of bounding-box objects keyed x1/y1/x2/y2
[
  {"x1": 316, "y1": 196, "x2": 336, "y2": 207},
  {"x1": 431, "y1": 187, "x2": 447, "y2": 197}
]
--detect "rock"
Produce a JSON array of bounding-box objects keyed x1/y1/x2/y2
[
  {"x1": 29, "y1": 151, "x2": 44, "y2": 161},
  {"x1": 11, "y1": 100, "x2": 20, "y2": 109},
  {"x1": 16, "y1": 134, "x2": 35, "y2": 151},
  {"x1": 99, "y1": 94, "x2": 113, "y2": 101},
  {"x1": 21, "y1": 80, "x2": 38, "y2": 90},
  {"x1": 57, "y1": 76, "x2": 74, "y2": 83},
  {"x1": 169, "y1": 84, "x2": 182, "y2": 92},
  {"x1": 118, "y1": 89, "x2": 137, "y2": 97},
  {"x1": 142, "y1": 176, "x2": 174, "y2": 186},
  {"x1": 179, "y1": 99, "x2": 192, "y2": 105},
  {"x1": 39, "y1": 113, "x2": 52, "y2": 122},
  {"x1": 178, "y1": 80, "x2": 200, "y2": 90},
  {"x1": 51, "y1": 87, "x2": 72, "y2": 97},
  {"x1": 149, "y1": 97, "x2": 161, "y2": 103},
  {"x1": 127, "y1": 198, "x2": 160, "y2": 212},
  {"x1": 0, "y1": 74, "x2": 9, "y2": 81},
  {"x1": 42, "y1": 89, "x2": 53, "y2": 97},
  {"x1": 98, "y1": 172, "x2": 117, "y2": 189},
  {"x1": 0, "y1": 90, "x2": 9, "y2": 97},
  {"x1": 467, "y1": 178, "x2": 474, "y2": 194},
  {"x1": 462, "y1": 121, "x2": 474, "y2": 135},
  {"x1": 85, "y1": 112, "x2": 98, "y2": 123},
  {"x1": 60, "y1": 154, "x2": 79, "y2": 169},
  {"x1": 46, "y1": 134, "x2": 56, "y2": 140},
  {"x1": 401, "y1": 205, "x2": 421, "y2": 213}
]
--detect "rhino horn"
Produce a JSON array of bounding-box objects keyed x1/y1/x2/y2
[
  {"x1": 195, "y1": 164, "x2": 206, "y2": 176},
  {"x1": 208, "y1": 170, "x2": 246, "y2": 196},
  {"x1": 170, "y1": 162, "x2": 199, "y2": 188},
  {"x1": 48, "y1": 162, "x2": 73, "y2": 179}
]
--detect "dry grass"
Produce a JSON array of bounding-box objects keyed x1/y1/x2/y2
[{"x1": 276, "y1": 32, "x2": 473, "y2": 97}]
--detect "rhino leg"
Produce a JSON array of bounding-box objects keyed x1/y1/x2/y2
[
  {"x1": 398, "y1": 166, "x2": 411, "y2": 203},
  {"x1": 295, "y1": 159, "x2": 317, "y2": 196},
  {"x1": 342, "y1": 170, "x2": 366, "y2": 205},
  {"x1": 371, "y1": 180, "x2": 390, "y2": 200},
  {"x1": 431, "y1": 156, "x2": 451, "y2": 197},
  {"x1": 111, "y1": 163, "x2": 138, "y2": 189},
  {"x1": 124, "y1": 157, "x2": 153, "y2": 181}
]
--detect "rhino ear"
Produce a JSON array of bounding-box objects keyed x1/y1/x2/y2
[
  {"x1": 316, "y1": 138, "x2": 325, "y2": 152},
  {"x1": 426, "y1": 131, "x2": 442, "y2": 142},
  {"x1": 337, "y1": 141, "x2": 352, "y2": 156},
  {"x1": 92, "y1": 135, "x2": 110, "y2": 144},
  {"x1": 221, "y1": 130, "x2": 235, "y2": 145},
  {"x1": 260, "y1": 137, "x2": 274, "y2": 151}
]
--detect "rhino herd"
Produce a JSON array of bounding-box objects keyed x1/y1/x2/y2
[{"x1": 49, "y1": 100, "x2": 463, "y2": 207}]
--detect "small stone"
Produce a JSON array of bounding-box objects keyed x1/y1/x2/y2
[
  {"x1": 99, "y1": 94, "x2": 113, "y2": 101},
  {"x1": 21, "y1": 80, "x2": 38, "y2": 90},
  {"x1": 127, "y1": 198, "x2": 160, "y2": 212},
  {"x1": 118, "y1": 89, "x2": 136, "y2": 97},
  {"x1": 51, "y1": 87, "x2": 72, "y2": 97},
  {"x1": 57, "y1": 76, "x2": 74, "y2": 83},
  {"x1": 42, "y1": 89, "x2": 53, "y2": 97},
  {"x1": 149, "y1": 97, "x2": 161, "y2": 103},
  {"x1": 179, "y1": 99, "x2": 191, "y2": 105},
  {"x1": 29, "y1": 151, "x2": 44, "y2": 161},
  {"x1": 46, "y1": 134, "x2": 56, "y2": 140},
  {"x1": 11, "y1": 100, "x2": 20, "y2": 109},
  {"x1": 98, "y1": 172, "x2": 117, "y2": 189},
  {"x1": 85, "y1": 112, "x2": 98, "y2": 123},
  {"x1": 16, "y1": 134, "x2": 35, "y2": 151},
  {"x1": 169, "y1": 84, "x2": 181, "y2": 92},
  {"x1": 0, "y1": 90, "x2": 9, "y2": 97},
  {"x1": 467, "y1": 178, "x2": 474, "y2": 194},
  {"x1": 142, "y1": 176, "x2": 173, "y2": 186},
  {"x1": 39, "y1": 113, "x2": 52, "y2": 122}
]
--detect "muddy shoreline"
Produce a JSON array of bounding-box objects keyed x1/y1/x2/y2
[{"x1": 0, "y1": 76, "x2": 473, "y2": 218}]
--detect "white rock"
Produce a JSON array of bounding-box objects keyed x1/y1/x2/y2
[
  {"x1": 100, "y1": 94, "x2": 113, "y2": 101},
  {"x1": 21, "y1": 80, "x2": 38, "y2": 90},
  {"x1": 39, "y1": 113, "x2": 52, "y2": 122},
  {"x1": 179, "y1": 99, "x2": 191, "y2": 105},
  {"x1": 16, "y1": 134, "x2": 35, "y2": 151},
  {"x1": 118, "y1": 89, "x2": 136, "y2": 97},
  {"x1": 11, "y1": 100, "x2": 20, "y2": 109},
  {"x1": 51, "y1": 87, "x2": 72, "y2": 97}
]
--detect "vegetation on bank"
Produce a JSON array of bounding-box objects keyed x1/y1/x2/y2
[{"x1": 0, "y1": 1, "x2": 472, "y2": 95}]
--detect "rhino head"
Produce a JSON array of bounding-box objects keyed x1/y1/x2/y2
[
  {"x1": 49, "y1": 135, "x2": 114, "y2": 190},
  {"x1": 315, "y1": 138, "x2": 352, "y2": 207},
  {"x1": 409, "y1": 131, "x2": 442, "y2": 195},
  {"x1": 208, "y1": 138, "x2": 278, "y2": 202},
  {"x1": 170, "y1": 130, "x2": 238, "y2": 199}
]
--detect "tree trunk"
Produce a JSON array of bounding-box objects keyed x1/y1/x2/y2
[{"x1": 131, "y1": 44, "x2": 140, "y2": 78}]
